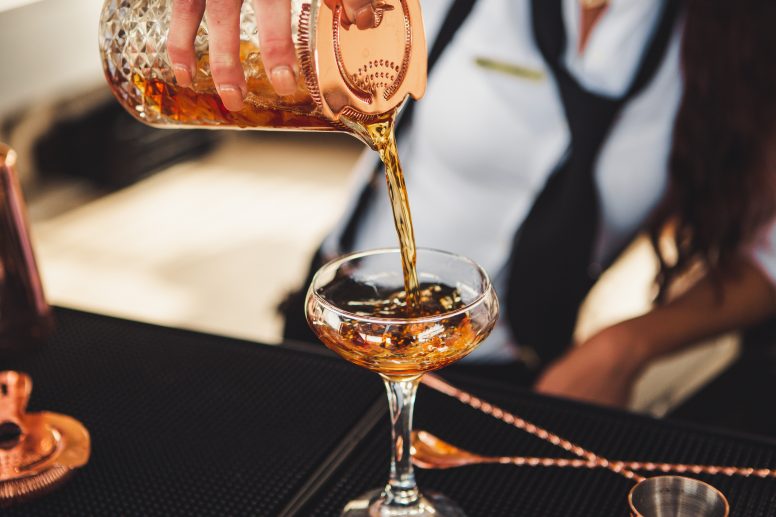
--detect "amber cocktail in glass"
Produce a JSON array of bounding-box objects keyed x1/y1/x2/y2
[{"x1": 306, "y1": 248, "x2": 499, "y2": 516}]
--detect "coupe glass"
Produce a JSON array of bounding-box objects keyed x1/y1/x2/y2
[{"x1": 306, "y1": 248, "x2": 499, "y2": 516}]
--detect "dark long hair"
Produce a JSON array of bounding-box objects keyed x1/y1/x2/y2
[{"x1": 651, "y1": 0, "x2": 776, "y2": 300}]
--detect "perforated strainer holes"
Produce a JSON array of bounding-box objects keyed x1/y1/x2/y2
[{"x1": 351, "y1": 60, "x2": 401, "y2": 94}]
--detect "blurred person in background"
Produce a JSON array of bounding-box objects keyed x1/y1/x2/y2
[{"x1": 168, "y1": 0, "x2": 776, "y2": 408}]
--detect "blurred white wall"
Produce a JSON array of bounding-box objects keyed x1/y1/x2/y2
[{"x1": 0, "y1": 0, "x2": 105, "y2": 117}]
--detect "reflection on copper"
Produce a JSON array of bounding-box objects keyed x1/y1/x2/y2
[
  {"x1": 0, "y1": 144, "x2": 53, "y2": 354},
  {"x1": 0, "y1": 372, "x2": 90, "y2": 506},
  {"x1": 314, "y1": 0, "x2": 426, "y2": 122}
]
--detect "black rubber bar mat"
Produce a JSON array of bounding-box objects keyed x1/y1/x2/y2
[
  {"x1": 2, "y1": 308, "x2": 384, "y2": 516},
  {"x1": 301, "y1": 376, "x2": 776, "y2": 516}
]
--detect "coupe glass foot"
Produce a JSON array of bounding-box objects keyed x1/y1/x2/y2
[{"x1": 341, "y1": 488, "x2": 466, "y2": 517}]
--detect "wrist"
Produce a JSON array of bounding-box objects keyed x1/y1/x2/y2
[{"x1": 590, "y1": 320, "x2": 654, "y2": 376}]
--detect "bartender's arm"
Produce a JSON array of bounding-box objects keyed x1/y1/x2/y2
[{"x1": 535, "y1": 257, "x2": 776, "y2": 407}]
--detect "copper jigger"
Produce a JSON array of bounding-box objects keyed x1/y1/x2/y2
[
  {"x1": 628, "y1": 476, "x2": 729, "y2": 517},
  {"x1": 0, "y1": 371, "x2": 90, "y2": 506}
]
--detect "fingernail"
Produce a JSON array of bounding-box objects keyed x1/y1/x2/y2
[
  {"x1": 270, "y1": 66, "x2": 297, "y2": 96},
  {"x1": 217, "y1": 84, "x2": 245, "y2": 111},
  {"x1": 355, "y1": 5, "x2": 376, "y2": 29},
  {"x1": 173, "y1": 65, "x2": 192, "y2": 87}
]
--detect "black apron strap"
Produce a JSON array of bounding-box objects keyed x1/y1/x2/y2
[{"x1": 506, "y1": 0, "x2": 681, "y2": 367}]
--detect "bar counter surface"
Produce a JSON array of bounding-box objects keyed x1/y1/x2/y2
[{"x1": 4, "y1": 308, "x2": 776, "y2": 516}]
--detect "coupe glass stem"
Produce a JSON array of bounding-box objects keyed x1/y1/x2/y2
[{"x1": 382, "y1": 375, "x2": 422, "y2": 508}]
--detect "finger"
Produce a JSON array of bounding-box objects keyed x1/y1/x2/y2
[
  {"x1": 206, "y1": 0, "x2": 246, "y2": 111},
  {"x1": 168, "y1": 0, "x2": 206, "y2": 87},
  {"x1": 252, "y1": 0, "x2": 297, "y2": 95},
  {"x1": 342, "y1": 0, "x2": 375, "y2": 30}
]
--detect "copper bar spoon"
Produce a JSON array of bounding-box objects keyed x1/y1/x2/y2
[
  {"x1": 411, "y1": 430, "x2": 599, "y2": 470},
  {"x1": 411, "y1": 430, "x2": 776, "y2": 479}
]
